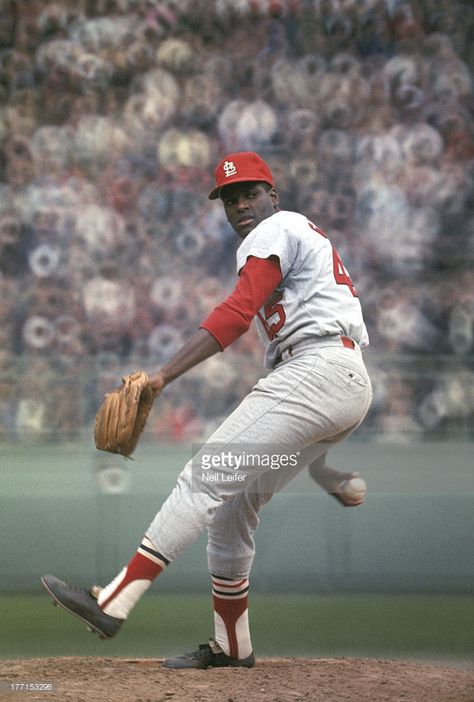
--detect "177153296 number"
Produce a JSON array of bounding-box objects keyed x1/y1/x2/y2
[{"x1": 0, "y1": 682, "x2": 55, "y2": 692}]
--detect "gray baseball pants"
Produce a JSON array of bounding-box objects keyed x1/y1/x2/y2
[{"x1": 147, "y1": 340, "x2": 372, "y2": 579}]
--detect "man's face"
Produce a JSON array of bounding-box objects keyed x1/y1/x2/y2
[{"x1": 220, "y1": 181, "x2": 279, "y2": 239}]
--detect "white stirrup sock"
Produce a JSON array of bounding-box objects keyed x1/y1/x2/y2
[
  {"x1": 97, "y1": 536, "x2": 168, "y2": 619},
  {"x1": 212, "y1": 575, "x2": 252, "y2": 659}
]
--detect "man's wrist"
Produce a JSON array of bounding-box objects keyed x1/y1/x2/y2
[{"x1": 149, "y1": 372, "x2": 167, "y2": 397}]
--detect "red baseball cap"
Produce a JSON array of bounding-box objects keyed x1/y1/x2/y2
[{"x1": 208, "y1": 151, "x2": 275, "y2": 200}]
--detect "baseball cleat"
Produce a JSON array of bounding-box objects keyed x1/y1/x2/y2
[
  {"x1": 162, "y1": 638, "x2": 255, "y2": 669},
  {"x1": 41, "y1": 574, "x2": 123, "y2": 639},
  {"x1": 308, "y1": 464, "x2": 365, "y2": 507}
]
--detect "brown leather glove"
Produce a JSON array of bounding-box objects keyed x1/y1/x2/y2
[{"x1": 94, "y1": 371, "x2": 154, "y2": 458}]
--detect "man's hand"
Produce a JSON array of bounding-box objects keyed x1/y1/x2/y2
[{"x1": 94, "y1": 371, "x2": 155, "y2": 458}]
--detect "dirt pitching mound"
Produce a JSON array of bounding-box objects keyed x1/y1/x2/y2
[{"x1": 1, "y1": 656, "x2": 473, "y2": 702}]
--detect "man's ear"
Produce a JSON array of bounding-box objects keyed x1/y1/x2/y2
[{"x1": 270, "y1": 187, "x2": 280, "y2": 209}]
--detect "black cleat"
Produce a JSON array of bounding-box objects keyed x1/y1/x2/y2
[
  {"x1": 41, "y1": 574, "x2": 123, "y2": 639},
  {"x1": 163, "y1": 639, "x2": 255, "y2": 669}
]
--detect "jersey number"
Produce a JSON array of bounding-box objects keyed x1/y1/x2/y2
[
  {"x1": 308, "y1": 221, "x2": 358, "y2": 297},
  {"x1": 257, "y1": 291, "x2": 286, "y2": 340},
  {"x1": 332, "y1": 249, "x2": 358, "y2": 297},
  {"x1": 257, "y1": 223, "x2": 357, "y2": 341}
]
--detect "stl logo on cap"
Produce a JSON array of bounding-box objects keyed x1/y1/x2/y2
[
  {"x1": 223, "y1": 160, "x2": 237, "y2": 178},
  {"x1": 208, "y1": 151, "x2": 275, "y2": 199}
]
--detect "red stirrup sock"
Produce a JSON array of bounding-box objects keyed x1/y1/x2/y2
[
  {"x1": 97, "y1": 536, "x2": 168, "y2": 619},
  {"x1": 211, "y1": 574, "x2": 252, "y2": 659}
]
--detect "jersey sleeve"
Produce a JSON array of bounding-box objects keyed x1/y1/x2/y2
[
  {"x1": 200, "y1": 256, "x2": 283, "y2": 350},
  {"x1": 236, "y1": 213, "x2": 299, "y2": 279}
]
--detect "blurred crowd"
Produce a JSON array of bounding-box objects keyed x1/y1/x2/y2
[{"x1": 0, "y1": 0, "x2": 473, "y2": 443}]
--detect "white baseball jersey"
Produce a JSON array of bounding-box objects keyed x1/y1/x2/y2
[{"x1": 236, "y1": 210, "x2": 369, "y2": 368}]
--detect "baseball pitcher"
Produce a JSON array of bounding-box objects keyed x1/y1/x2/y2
[{"x1": 42, "y1": 152, "x2": 372, "y2": 669}]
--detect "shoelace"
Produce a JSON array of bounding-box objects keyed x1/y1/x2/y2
[
  {"x1": 184, "y1": 644, "x2": 222, "y2": 659},
  {"x1": 63, "y1": 582, "x2": 89, "y2": 594},
  {"x1": 62, "y1": 582, "x2": 101, "y2": 603},
  {"x1": 195, "y1": 645, "x2": 214, "y2": 657}
]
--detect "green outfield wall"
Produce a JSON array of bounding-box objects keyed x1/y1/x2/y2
[{"x1": 1, "y1": 439, "x2": 473, "y2": 594}]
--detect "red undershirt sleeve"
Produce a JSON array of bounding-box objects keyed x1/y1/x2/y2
[{"x1": 200, "y1": 255, "x2": 283, "y2": 350}]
